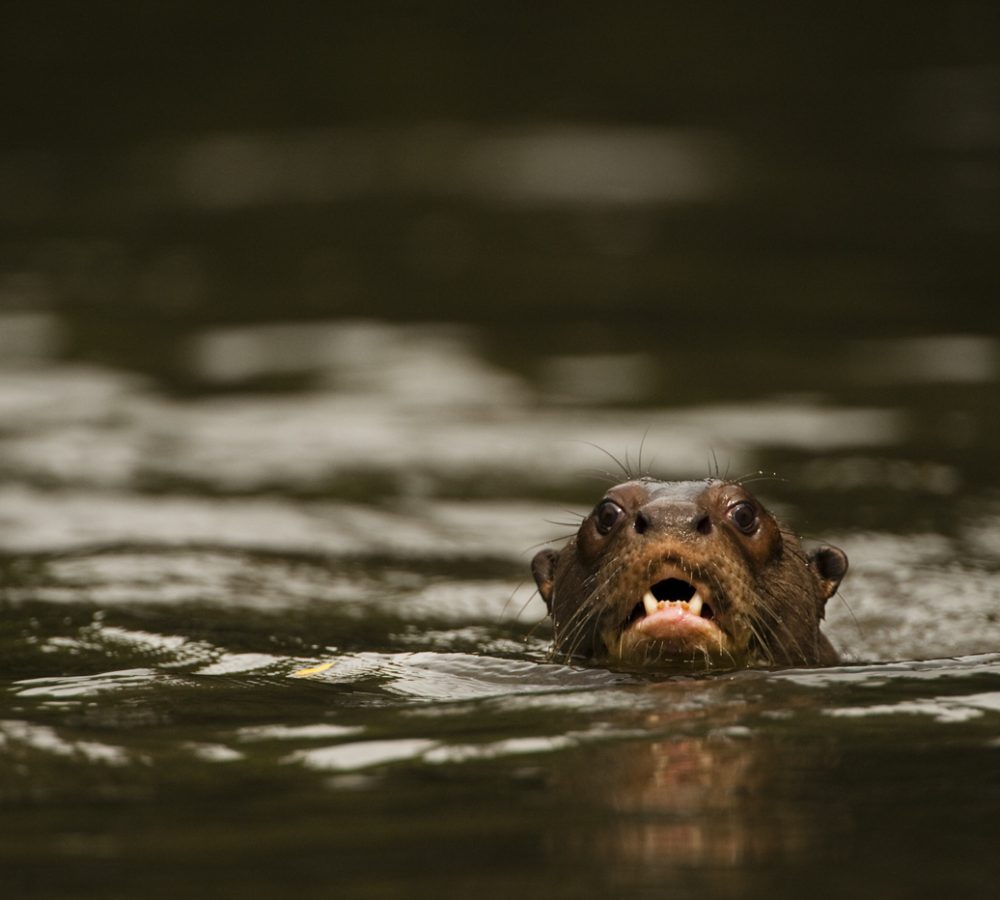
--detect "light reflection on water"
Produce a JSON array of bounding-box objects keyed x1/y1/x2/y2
[
  {"x1": 0, "y1": 320, "x2": 914, "y2": 498},
  {"x1": 163, "y1": 125, "x2": 732, "y2": 211}
]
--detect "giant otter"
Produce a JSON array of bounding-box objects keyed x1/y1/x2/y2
[{"x1": 532, "y1": 478, "x2": 847, "y2": 670}]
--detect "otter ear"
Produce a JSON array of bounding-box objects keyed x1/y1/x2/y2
[
  {"x1": 531, "y1": 549, "x2": 560, "y2": 612},
  {"x1": 808, "y1": 545, "x2": 848, "y2": 604}
]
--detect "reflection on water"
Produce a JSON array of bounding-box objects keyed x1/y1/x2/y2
[
  {"x1": 0, "y1": 125, "x2": 732, "y2": 220},
  {"x1": 168, "y1": 125, "x2": 731, "y2": 211},
  {"x1": 848, "y1": 335, "x2": 999, "y2": 385},
  {"x1": 0, "y1": 320, "x2": 916, "y2": 497}
]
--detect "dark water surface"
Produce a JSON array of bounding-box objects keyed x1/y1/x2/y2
[{"x1": 3, "y1": 5, "x2": 1000, "y2": 898}]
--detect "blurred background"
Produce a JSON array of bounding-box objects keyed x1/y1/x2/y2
[
  {"x1": 3, "y1": 3, "x2": 999, "y2": 515},
  {"x1": 4, "y1": 3, "x2": 998, "y2": 362}
]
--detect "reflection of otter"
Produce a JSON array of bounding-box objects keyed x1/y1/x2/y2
[
  {"x1": 550, "y1": 701, "x2": 848, "y2": 876},
  {"x1": 532, "y1": 479, "x2": 847, "y2": 669}
]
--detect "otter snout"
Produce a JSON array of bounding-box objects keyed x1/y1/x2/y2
[{"x1": 633, "y1": 499, "x2": 710, "y2": 537}]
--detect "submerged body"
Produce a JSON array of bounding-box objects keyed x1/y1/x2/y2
[{"x1": 532, "y1": 479, "x2": 847, "y2": 670}]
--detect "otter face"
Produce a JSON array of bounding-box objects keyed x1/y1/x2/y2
[{"x1": 531, "y1": 479, "x2": 846, "y2": 670}]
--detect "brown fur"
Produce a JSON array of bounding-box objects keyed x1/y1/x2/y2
[{"x1": 532, "y1": 479, "x2": 846, "y2": 670}]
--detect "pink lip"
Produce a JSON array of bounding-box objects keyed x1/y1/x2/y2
[{"x1": 631, "y1": 604, "x2": 721, "y2": 641}]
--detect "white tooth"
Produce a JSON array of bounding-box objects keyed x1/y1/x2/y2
[
  {"x1": 688, "y1": 592, "x2": 703, "y2": 617},
  {"x1": 642, "y1": 590, "x2": 659, "y2": 616}
]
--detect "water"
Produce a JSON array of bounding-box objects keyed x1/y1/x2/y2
[
  {"x1": 3, "y1": 324, "x2": 999, "y2": 898},
  {"x1": 3, "y1": 5, "x2": 1000, "y2": 898}
]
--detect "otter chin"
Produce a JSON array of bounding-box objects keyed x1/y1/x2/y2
[{"x1": 531, "y1": 479, "x2": 847, "y2": 671}]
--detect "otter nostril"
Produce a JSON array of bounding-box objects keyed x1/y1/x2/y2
[
  {"x1": 634, "y1": 512, "x2": 649, "y2": 534},
  {"x1": 695, "y1": 514, "x2": 712, "y2": 535}
]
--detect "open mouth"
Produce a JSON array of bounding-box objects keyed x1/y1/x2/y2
[{"x1": 624, "y1": 576, "x2": 716, "y2": 631}]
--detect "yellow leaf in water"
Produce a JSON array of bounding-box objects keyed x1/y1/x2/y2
[{"x1": 292, "y1": 662, "x2": 335, "y2": 678}]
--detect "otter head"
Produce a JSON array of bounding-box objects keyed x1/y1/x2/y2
[{"x1": 532, "y1": 479, "x2": 847, "y2": 670}]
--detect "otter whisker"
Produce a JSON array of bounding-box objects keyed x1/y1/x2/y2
[
  {"x1": 582, "y1": 468, "x2": 632, "y2": 486},
  {"x1": 735, "y1": 469, "x2": 785, "y2": 486},
  {"x1": 522, "y1": 533, "x2": 579, "y2": 553},
  {"x1": 573, "y1": 441, "x2": 637, "y2": 481},
  {"x1": 745, "y1": 594, "x2": 796, "y2": 665},
  {"x1": 544, "y1": 518, "x2": 585, "y2": 529},
  {"x1": 556, "y1": 562, "x2": 626, "y2": 658},
  {"x1": 741, "y1": 613, "x2": 777, "y2": 665},
  {"x1": 635, "y1": 427, "x2": 654, "y2": 481}
]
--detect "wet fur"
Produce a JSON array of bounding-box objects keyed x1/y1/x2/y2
[{"x1": 532, "y1": 479, "x2": 846, "y2": 670}]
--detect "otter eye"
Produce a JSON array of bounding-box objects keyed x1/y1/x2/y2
[
  {"x1": 728, "y1": 501, "x2": 758, "y2": 534},
  {"x1": 594, "y1": 500, "x2": 625, "y2": 535}
]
